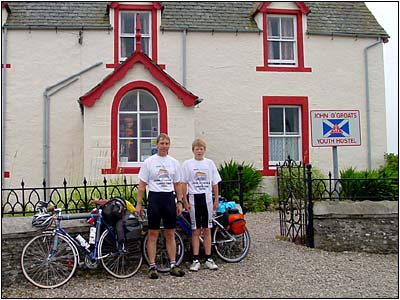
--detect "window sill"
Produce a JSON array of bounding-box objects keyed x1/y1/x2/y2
[
  {"x1": 256, "y1": 66, "x2": 312, "y2": 72},
  {"x1": 260, "y1": 169, "x2": 277, "y2": 176},
  {"x1": 102, "y1": 167, "x2": 141, "y2": 174}
]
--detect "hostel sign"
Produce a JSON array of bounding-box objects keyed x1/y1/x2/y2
[{"x1": 310, "y1": 110, "x2": 361, "y2": 147}]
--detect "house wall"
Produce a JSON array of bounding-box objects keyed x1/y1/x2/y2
[
  {"x1": 3, "y1": 29, "x2": 112, "y2": 187},
  {"x1": 2, "y1": 7, "x2": 387, "y2": 197},
  {"x1": 158, "y1": 30, "x2": 386, "y2": 196}
]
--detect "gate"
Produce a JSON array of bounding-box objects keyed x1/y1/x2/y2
[{"x1": 277, "y1": 157, "x2": 314, "y2": 247}]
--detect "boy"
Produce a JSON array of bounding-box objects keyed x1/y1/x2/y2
[{"x1": 182, "y1": 138, "x2": 221, "y2": 271}]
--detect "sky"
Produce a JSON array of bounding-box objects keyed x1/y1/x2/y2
[{"x1": 365, "y1": 2, "x2": 399, "y2": 154}]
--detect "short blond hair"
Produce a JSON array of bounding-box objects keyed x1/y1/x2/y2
[{"x1": 192, "y1": 138, "x2": 206, "y2": 150}]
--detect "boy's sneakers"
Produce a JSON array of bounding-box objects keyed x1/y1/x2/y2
[
  {"x1": 170, "y1": 266, "x2": 185, "y2": 277},
  {"x1": 189, "y1": 260, "x2": 201, "y2": 272},
  {"x1": 205, "y1": 258, "x2": 218, "y2": 270},
  {"x1": 148, "y1": 267, "x2": 159, "y2": 279}
]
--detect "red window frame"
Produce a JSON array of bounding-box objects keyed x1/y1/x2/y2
[
  {"x1": 256, "y1": 7, "x2": 312, "y2": 73},
  {"x1": 102, "y1": 81, "x2": 168, "y2": 174},
  {"x1": 106, "y1": 2, "x2": 161, "y2": 69},
  {"x1": 261, "y1": 96, "x2": 309, "y2": 176}
]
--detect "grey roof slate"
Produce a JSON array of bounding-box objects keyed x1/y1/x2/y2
[
  {"x1": 3, "y1": 1, "x2": 388, "y2": 38},
  {"x1": 160, "y1": 1, "x2": 260, "y2": 32},
  {"x1": 305, "y1": 2, "x2": 388, "y2": 37},
  {"x1": 4, "y1": 1, "x2": 111, "y2": 29}
]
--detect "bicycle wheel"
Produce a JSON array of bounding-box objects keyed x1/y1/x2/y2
[
  {"x1": 142, "y1": 230, "x2": 184, "y2": 272},
  {"x1": 21, "y1": 232, "x2": 78, "y2": 289},
  {"x1": 213, "y1": 227, "x2": 251, "y2": 263},
  {"x1": 99, "y1": 229, "x2": 143, "y2": 278}
]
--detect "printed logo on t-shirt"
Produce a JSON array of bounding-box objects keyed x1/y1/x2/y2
[
  {"x1": 155, "y1": 166, "x2": 173, "y2": 188},
  {"x1": 193, "y1": 169, "x2": 210, "y2": 191}
]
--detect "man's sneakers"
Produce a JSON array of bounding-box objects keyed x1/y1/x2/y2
[
  {"x1": 148, "y1": 267, "x2": 159, "y2": 279},
  {"x1": 189, "y1": 260, "x2": 201, "y2": 272},
  {"x1": 170, "y1": 266, "x2": 185, "y2": 277},
  {"x1": 204, "y1": 258, "x2": 218, "y2": 270}
]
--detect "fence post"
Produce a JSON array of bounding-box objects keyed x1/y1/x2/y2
[
  {"x1": 306, "y1": 164, "x2": 314, "y2": 248},
  {"x1": 21, "y1": 179, "x2": 26, "y2": 216},
  {"x1": 238, "y1": 164, "x2": 244, "y2": 213}
]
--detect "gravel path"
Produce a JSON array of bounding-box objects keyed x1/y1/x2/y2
[{"x1": 2, "y1": 211, "x2": 398, "y2": 298}]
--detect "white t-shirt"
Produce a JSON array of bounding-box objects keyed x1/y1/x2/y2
[
  {"x1": 138, "y1": 154, "x2": 182, "y2": 192},
  {"x1": 182, "y1": 158, "x2": 221, "y2": 195}
]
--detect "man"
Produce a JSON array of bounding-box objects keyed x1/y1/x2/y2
[
  {"x1": 135, "y1": 133, "x2": 185, "y2": 279},
  {"x1": 182, "y1": 138, "x2": 221, "y2": 271}
]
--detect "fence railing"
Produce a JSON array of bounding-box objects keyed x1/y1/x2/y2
[
  {"x1": 276, "y1": 156, "x2": 399, "y2": 248},
  {"x1": 2, "y1": 171, "x2": 243, "y2": 217}
]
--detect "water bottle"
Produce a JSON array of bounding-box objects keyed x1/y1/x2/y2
[
  {"x1": 89, "y1": 227, "x2": 96, "y2": 244},
  {"x1": 76, "y1": 234, "x2": 90, "y2": 250}
]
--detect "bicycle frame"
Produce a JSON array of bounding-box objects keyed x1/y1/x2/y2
[
  {"x1": 176, "y1": 211, "x2": 237, "y2": 245},
  {"x1": 46, "y1": 208, "x2": 121, "y2": 266}
]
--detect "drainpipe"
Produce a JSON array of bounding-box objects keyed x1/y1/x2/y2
[
  {"x1": 182, "y1": 28, "x2": 187, "y2": 87},
  {"x1": 364, "y1": 38, "x2": 382, "y2": 171},
  {"x1": 1, "y1": 27, "x2": 7, "y2": 188},
  {"x1": 43, "y1": 62, "x2": 102, "y2": 191}
]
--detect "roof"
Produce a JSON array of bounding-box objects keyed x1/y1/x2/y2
[
  {"x1": 3, "y1": 1, "x2": 388, "y2": 39},
  {"x1": 160, "y1": 1, "x2": 260, "y2": 32},
  {"x1": 79, "y1": 51, "x2": 200, "y2": 108},
  {"x1": 305, "y1": 2, "x2": 389, "y2": 38},
  {"x1": 4, "y1": 1, "x2": 111, "y2": 29}
]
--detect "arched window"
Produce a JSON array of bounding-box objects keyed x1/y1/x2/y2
[{"x1": 118, "y1": 89, "x2": 159, "y2": 164}]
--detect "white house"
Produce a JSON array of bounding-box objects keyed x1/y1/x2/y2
[{"x1": 1, "y1": 1, "x2": 389, "y2": 195}]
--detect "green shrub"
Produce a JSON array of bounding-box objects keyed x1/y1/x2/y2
[
  {"x1": 277, "y1": 165, "x2": 326, "y2": 201},
  {"x1": 340, "y1": 161, "x2": 398, "y2": 201},
  {"x1": 218, "y1": 160, "x2": 264, "y2": 211}
]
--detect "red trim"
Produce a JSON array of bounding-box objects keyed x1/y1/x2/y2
[
  {"x1": 2, "y1": 2, "x2": 11, "y2": 13},
  {"x1": 4, "y1": 171, "x2": 10, "y2": 178},
  {"x1": 256, "y1": 6, "x2": 312, "y2": 73},
  {"x1": 257, "y1": 2, "x2": 310, "y2": 14},
  {"x1": 101, "y1": 81, "x2": 168, "y2": 174},
  {"x1": 261, "y1": 96, "x2": 309, "y2": 176},
  {"x1": 1, "y1": 64, "x2": 11, "y2": 68},
  {"x1": 107, "y1": 2, "x2": 159, "y2": 68},
  {"x1": 80, "y1": 51, "x2": 198, "y2": 107}
]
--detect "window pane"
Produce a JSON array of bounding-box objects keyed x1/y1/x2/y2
[
  {"x1": 285, "y1": 137, "x2": 299, "y2": 160},
  {"x1": 285, "y1": 107, "x2": 299, "y2": 134},
  {"x1": 269, "y1": 107, "x2": 283, "y2": 134},
  {"x1": 120, "y1": 114, "x2": 137, "y2": 137},
  {"x1": 268, "y1": 41, "x2": 280, "y2": 60},
  {"x1": 281, "y1": 17, "x2": 294, "y2": 38},
  {"x1": 268, "y1": 16, "x2": 280, "y2": 38},
  {"x1": 281, "y1": 42, "x2": 294, "y2": 60},
  {"x1": 269, "y1": 137, "x2": 284, "y2": 161},
  {"x1": 120, "y1": 91, "x2": 137, "y2": 111},
  {"x1": 140, "y1": 139, "x2": 152, "y2": 162},
  {"x1": 121, "y1": 12, "x2": 135, "y2": 34},
  {"x1": 139, "y1": 91, "x2": 158, "y2": 111},
  {"x1": 141, "y1": 38, "x2": 150, "y2": 56},
  {"x1": 119, "y1": 139, "x2": 137, "y2": 162},
  {"x1": 121, "y1": 37, "x2": 134, "y2": 58},
  {"x1": 140, "y1": 114, "x2": 158, "y2": 137},
  {"x1": 140, "y1": 13, "x2": 150, "y2": 34}
]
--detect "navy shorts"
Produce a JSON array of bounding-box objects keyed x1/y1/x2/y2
[{"x1": 147, "y1": 191, "x2": 176, "y2": 230}]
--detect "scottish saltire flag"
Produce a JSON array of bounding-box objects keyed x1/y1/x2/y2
[{"x1": 322, "y1": 119, "x2": 350, "y2": 137}]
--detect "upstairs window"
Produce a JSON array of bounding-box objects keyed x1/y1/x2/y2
[
  {"x1": 120, "y1": 12, "x2": 151, "y2": 61},
  {"x1": 256, "y1": 2, "x2": 312, "y2": 73},
  {"x1": 267, "y1": 15, "x2": 297, "y2": 66},
  {"x1": 118, "y1": 89, "x2": 159, "y2": 164}
]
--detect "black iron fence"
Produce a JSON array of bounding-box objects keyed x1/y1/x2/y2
[
  {"x1": 2, "y1": 171, "x2": 243, "y2": 217},
  {"x1": 277, "y1": 157, "x2": 398, "y2": 248}
]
